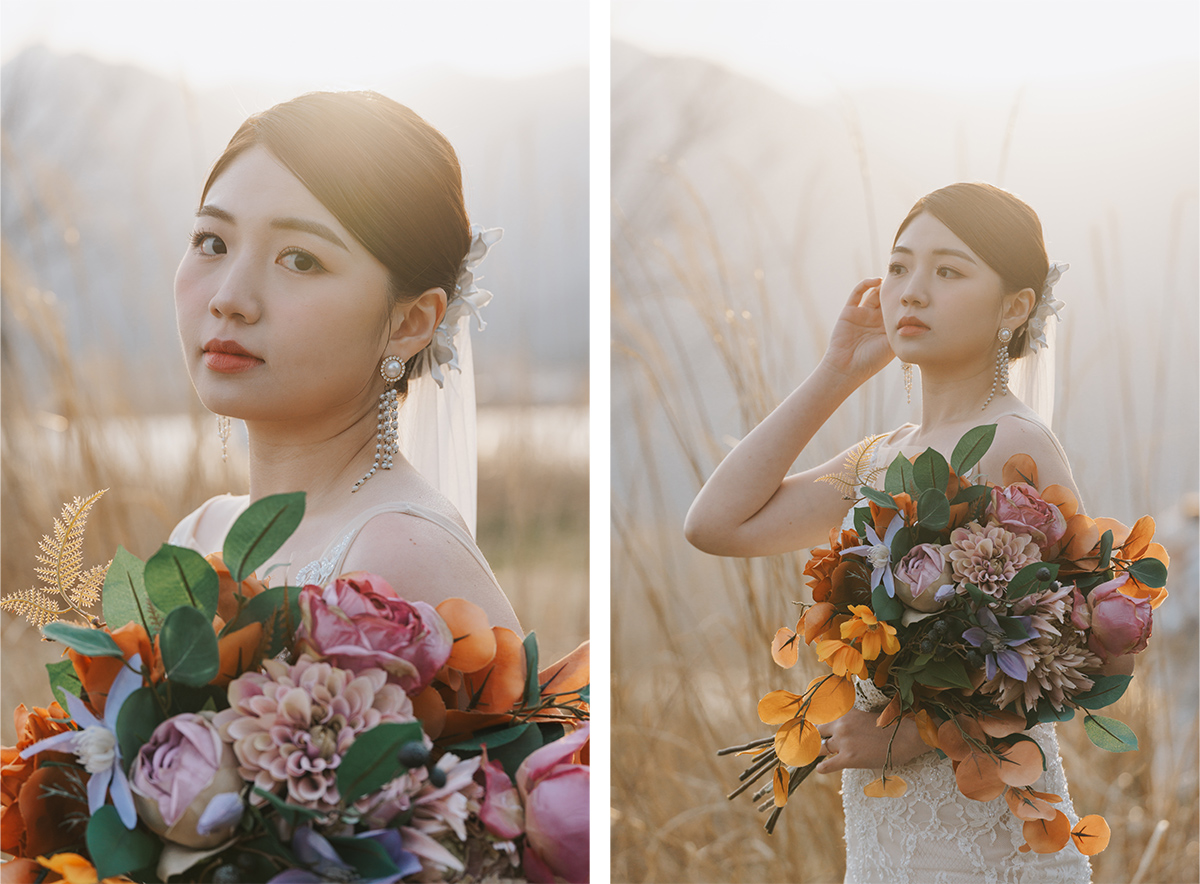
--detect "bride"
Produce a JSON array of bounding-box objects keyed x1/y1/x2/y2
[
  {"x1": 169, "y1": 90, "x2": 520, "y2": 633},
  {"x1": 686, "y1": 182, "x2": 1133, "y2": 882}
]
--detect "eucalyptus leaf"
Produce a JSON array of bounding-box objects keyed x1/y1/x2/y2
[
  {"x1": 337, "y1": 721, "x2": 425, "y2": 805},
  {"x1": 42, "y1": 621, "x2": 125, "y2": 658},
  {"x1": 326, "y1": 835, "x2": 399, "y2": 880},
  {"x1": 252, "y1": 787, "x2": 326, "y2": 826},
  {"x1": 159, "y1": 605, "x2": 220, "y2": 687},
  {"x1": 145, "y1": 544, "x2": 220, "y2": 620},
  {"x1": 1097, "y1": 530, "x2": 1114, "y2": 572},
  {"x1": 859, "y1": 486, "x2": 896, "y2": 509},
  {"x1": 912, "y1": 448, "x2": 950, "y2": 495},
  {"x1": 912, "y1": 657, "x2": 973, "y2": 691},
  {"x1": 102, "y1": 546, "x2": 163, "y2": 636},
  {"x1": 1032, "y1": 702, "x2": 1075, "y2": 725},
  {"x1": 221, "y1": 585, "x2": 302, "y2": 658},
  {"x1": 45, "y1": 660, "x2": 83, "y2": 710},
  {"x1": 487, "y1": 721, "x2": 546, "y2": 780},
  {"x1": 522, "y1": 631, "x2": 540, "y2": 707},
  {"x1": 445, "y1": 722, "x2": 537, "y2": 754},
  {"x1": 1007, "y1": 563, "x2": 1059, "y2": 600},
  {"x1": 889, "y1": 526, "x2": 914, "y2": 565},
  {"x1": 1083, "y1": 714, "x2": 1138, "y2": 752},
  {"x1": 884, "y1": 456, "x2": 915, "y2": 496},
  {"x1": 1126, "y1": 557, "x2": 1168, "y2": 589},
  {"x1": 116, "y1": 686, "x2": 165, "y2": 773},
  {"x1": 223, "y1": 492, "x2": 306, "y2": 583},
  {"x1": 871, "y1": 583, "x2": 903, "y2": 623},
  {"x1": 87, "y1": 805, "x2": 161, "y2": 879},
  {"x1": 1073, "y1": 674, "x2": 1132, "y2": 710},
  {"x1": 916, "y1": 488, "x2": 950, "y2": 532},
  {"x1": 950, "y1": 424, "x2": 997, "y2": 476}
]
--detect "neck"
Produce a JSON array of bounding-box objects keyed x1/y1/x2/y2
[{"x1": 914, "y1": 356, "x2": 1004, "y2": 427}]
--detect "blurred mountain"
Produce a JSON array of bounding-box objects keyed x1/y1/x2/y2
[
  {"x1": 613, "y1": 40, "x2": 1198, "y2": 523},
  {"x1": 1, "y1": 46, "x2": 588, "y2": 408}
]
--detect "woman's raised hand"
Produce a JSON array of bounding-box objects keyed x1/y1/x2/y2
[{"x1": 819, "y1": 278, "x2": 895, "y2": 387}]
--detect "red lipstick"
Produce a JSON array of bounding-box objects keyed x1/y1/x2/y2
[{"x1": 202, "y1": 339, "x2": 263, "y2": 373}]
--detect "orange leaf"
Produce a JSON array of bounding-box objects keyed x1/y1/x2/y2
[
  {"x1": 875, "y1": 694, "x2": 902, "y2": 729},
  {"x1": 212, "y1": 622, "x2": 264, "y2": 688},
  {"x1": 1041, "y1": 484, "x2": 1078, "y2": 519},
  {"x1": 1061, "y1": 513, "x2": 1100, "y2": 563},
  {"x1": 1002, "y1": 454, "x2": 1038, "y2": 488},
  {"x1": 801, "y1": 602, "x2": 839, "y2": 645},
  {"x1": 437, "y1": 598, "x2": 497, "y2": 673},
  {"x1": 937, "y1": 716, "x2": 985, "y2": 762},
  {"x1": 771, "y1": 628, "x2": 800, "y2": 668},
  {"x1": 1093, "y1": 517, "x2": 1130, "y2": 550},
  {"x1": 539, "y1": 640, "x2": 590, "y2": 698},
  {"x1": 804, "y1": 675, "x2": 855, "y2": 725},
  {"x1": 772, "y1": 765, "x2": 790, "y2": 808},
  {"x1": 1122, "y1": 516, "x2": 1156, "y2": 560},
  {"x1": 758, "y1": 690, "x2": 805, "y2": 725},
  {"x1": 1022, "y1": 810, "x2": 1072, "y2": 853},
  {"x1": 412, "y1": 685, "x2": 447, "y2": 739},
  {"x1": 1070, "y1": 814, "x2": 1111, "y2": 855},
  {"x1": 461, "y1": 627, "x2": 526, "y2": 714},
  {"x1": 997, "y1": 739, "x2": 1045, "y2": 787},
  {"x1": 978, "y1": 710, "x2": 1027, "y2": 738},
  {"x1": 863, "y1": 775, "x2": 908, "y2": 798},
  {"x1": 913, "y1": 709, "x2": 940, "y2": 750},
  {"x1": 1005, "y1": 787, "x2": 1058, "y2": 822},
  {"x1": 774, "y1": 717, "x2": 821, "y2": 767},
  {"x1": 954, "y1": 751, "x2": 1007, "y2": 801}
]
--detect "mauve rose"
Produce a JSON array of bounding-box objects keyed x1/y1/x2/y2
[
  {"x1": 989, "y1": 483, "x2": 1067, "y2": 549},
  {"x1": 480, "y1": 757, "x2": 524, "y2": 840},
  {"x1": 518, "y1": 723, "x2": 589, "y2": 883},
  {"x1": 1087, "y1": 575, "x2": 1153, "y2": 661},
  {"x1": 893, "y1": 544, "x2": 955, "y2": 613},
  {"x1": 129, "y1": 712, "x2": 243, "y2": 848},
  {"x1": 294, "y1": 573, "x2": 453, "y2": 694}
]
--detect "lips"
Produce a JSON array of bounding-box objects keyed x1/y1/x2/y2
[
  {"x1": 897, "y1": 316, "x2": 929, "y2": 336},
  {"x1": 202, "y1": 339, "x2": 263, "y2": 373}
]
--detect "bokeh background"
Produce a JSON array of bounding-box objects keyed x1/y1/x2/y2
[
  {"x1": 1, "y1": 0, "x2": 589, "y2": 745},
  {"x1": 611, "y1": 2, "x2": 1199, "y2": 882}
]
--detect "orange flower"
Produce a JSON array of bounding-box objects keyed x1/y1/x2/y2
[
  {"x1": 1, "y1": 702, "x2": 76, "y2": 857},
  {"x1": 800, "y1": 602, "x2": 840, "y2": 645},
  {"x1": 206, "y1": 552, "x2": 268, "y2": 623},
  {"x1": 840, "y1": 605, "x2": 899, "y2": 660},
  {"x1": 870, "y1": 493, "x2": 916, "y2": 537},
  {"x1": 34, "y1": 852, "x2": 136, "y2": 884},
  {"x1": 68, "y1": 621, "x2": 161, "y2": 716},
  {"x1": 212, "y1": 621, "x2": 265, "y2": 688},
  {"x1": 815, "y1": 638, "x2": 868, "y2": 679},
  {"x1": 804, "y1": 531, "x2": 845, "y2": 603}
]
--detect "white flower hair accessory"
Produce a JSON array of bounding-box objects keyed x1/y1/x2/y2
[
  {"x1": 1026, "y1": 261, "x2": 1068, "y2": 352},
  {"x1": 410, "y1": 225, "x2": 502, "y2": 387}
]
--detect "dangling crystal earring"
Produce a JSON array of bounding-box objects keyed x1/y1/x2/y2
[
  {"x1": 353, "y1": 356, "x2": 406, "y2": 492},
  {"x1": 901, "y1": 362, "x2": 913, "y2": 405},
  {"x1": 216, "y1": 415, "x2": 231, "y2": 463},
  {"x1": 982, "y1": 328, "x2": 1012, "y2": 411}
]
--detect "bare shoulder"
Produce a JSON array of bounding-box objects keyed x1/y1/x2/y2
[
  {"x1": 173, "y1": 494, "x2": 250, "y2": 555},
  {"x1": 979, "y1": 414, "x2": 1080, "y2": 497},
  {"x1": 339, "y1": 512, "x2": 522, "y2": 634}
]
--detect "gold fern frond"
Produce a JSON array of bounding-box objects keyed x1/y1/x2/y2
[
  {"x1": 1, "y1": 490, "x2": 109, "y2": 628},
  {"x1": 0, "y1": 587, "x2": 66, "y2": 629},
  {"x1": 816, "y1": 434, "x2": 887, "y2": 500}
]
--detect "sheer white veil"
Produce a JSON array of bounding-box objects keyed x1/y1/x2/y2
[
  {"x1": 1010, "y1": 261, "x2": 1068, "y2": 429},
  {"x1": 397, "y1": 225, "x2": 502, "y2": 538}
]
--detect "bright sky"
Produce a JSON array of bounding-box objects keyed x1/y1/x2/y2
[
  {"x1": 0, "y1": 0, "x2": 588, "y2": 85},
  {"x1": 613, "y1": 0, "x2": 1200, "y2": 101}
]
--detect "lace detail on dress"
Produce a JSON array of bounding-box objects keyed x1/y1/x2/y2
[{"x1": 293, "y1": 530, "x2": 355, "y2": 588}]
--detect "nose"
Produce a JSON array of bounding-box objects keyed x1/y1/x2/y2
[
  {"x1": 899, "y1": 274, "x2": 928, "y2": 308},
  {"x1": 208, "y1": 257, "x2": 262, "y2": 324}
]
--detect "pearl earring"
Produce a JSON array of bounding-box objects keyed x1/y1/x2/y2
[
  {"x1": 982, "y1": 328, "x2": 1012, "y2": 411},
  {"x1": 901, "y1": 362, "x2": 913, "y2": 405},
  {"x1": 216, "y1": 415, "x2": 231, "y2": 463},
  {"x1": 352, "y1": 356, "x2": 405, "y2": 492}
]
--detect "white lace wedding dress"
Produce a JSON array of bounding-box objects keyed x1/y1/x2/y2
[{"x1": 835, "y1": 428, "x2": 1092, "y2": 884}]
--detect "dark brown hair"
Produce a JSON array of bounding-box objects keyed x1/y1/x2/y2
[
  {"x1": 200, "y1": 91, "x2": 471, "y2": 390},
  {"x1": 893, "y1": 182, "x2": 1048, "y2": 357}
]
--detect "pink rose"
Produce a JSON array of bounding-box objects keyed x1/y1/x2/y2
[
  {"x1": 1087, "y1": 575, "x2": 1153, "y2": 661},
  {"x1": 893, "y1": 543, "x2": 955, "y2": 613},
  {"x1": 480, "y1": 756, "x2": 524, "y2": 840},
  {"x1": 129, "y1": 712, "x2": 244, "y2": 848},
  {"x1": 294, "y1": 573, "x2": 453, "y2": 694},
  {"x1": 518, "y1": 723, "x2": 590, "y2": 883},
  {"x1": 989, "y1": 483, "x2": 1067, "y2": 549}
]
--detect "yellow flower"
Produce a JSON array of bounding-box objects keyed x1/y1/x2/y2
[
  {"x1": 815, "y1": 639, "x2": 868, "y2": 678},
  {"x1": 840, "y1": 605, "x2": 900, "y2": 660}
]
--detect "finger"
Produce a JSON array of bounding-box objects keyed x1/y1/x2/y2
[
  {"x1": 858, "y1": 284, "x2": 883, "y2": 309},
  {"x1": 815, "y1": 751, "x2": 846, "y2": 775},
  {"x1": 846, "y1": 277, "x2": 883, "y2": 308}
]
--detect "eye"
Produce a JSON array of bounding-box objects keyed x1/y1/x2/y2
[
  {"x1": 887, "y1": 262, "x2": 907, "y2": 276},
  {"x1": 279, "y1": 249, "x2": 324, "y2": 273},
  {"x1": 190, "y1": 231, "x2": 226, "y2": 256},
  {"x1": 936, "y1": 266, "x2": 962, "y2": 279}
]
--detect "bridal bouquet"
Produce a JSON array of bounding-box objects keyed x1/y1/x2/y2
[
  {"x1": 725, "y1": 424, "x2": 1167, "y2": 856},
  {"x1": 1, "y1": 492, "x2": 589, "y2": 883}
]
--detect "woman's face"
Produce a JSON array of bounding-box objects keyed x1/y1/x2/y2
[
  {"x1": 879, "y1": 212, "x2": 1012, "y2": 371},
  {"x1": 175, "y1": 147, "x2": 393, "y2": 424}
]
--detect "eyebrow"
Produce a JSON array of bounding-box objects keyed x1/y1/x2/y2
[
  {"x1": 196, "y1": 205, "x2": 350, "y2": 252},
  {"x1": 890, "y1": 245, "x2": 977, "y2": 264}
]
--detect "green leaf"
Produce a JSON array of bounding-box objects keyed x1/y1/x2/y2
[
  {"x1": 1007, "y1": 563, "x2": 1059, "y2": 600},
  {"x1": 950, "y1": 485, "x2": 992, "y2": 507},
  {"x1": 445, "y1": 722, "x2": 538, "y2": 754},
  {"x1": 86, "y1": 804, "x2": 161, "y2": 879},
  {"x1": 859, "y1": 486, "x2": 896, "y2": 509},
  {"x1": 223, "y1": 492, "x2": 306, "y2": 583},
  {"x1": 102, "y1": 546, "x2": 164, "y2": 636},
  {"x1": 852, "y1": 505, "x2": 871, "y2": 540},
  {"x1": 889, "y1": 525, "x2": 914, "y2": 565},
  {"x1": 996, "y1": 614, "x2": 1034, "y2": 643},
  {"x1": 488, "y1": 721, "x2": 546, "y2": 780},
  {"x1": 1032, "y1": 702, "x2": 1075, "y2": 725},
  {"x1": 951, "y1": 424, "x2": 997, "y2": 476},
  {"x1": 1083, "y1": 714, "x2": 1139, "y2": 752},
  {"x1": 252, "y1": 787, "x2": 326, "y2": 826},
  {"x1": 42, "y1": 621, "x2": 125, "y2": 658},
  {"x1": 578, "y1": 684, "x2": 590, "y2": 705},
  {"x1": 327, "y1": 835, "x2": 400, "y2": 879},
  {"x1": 537, "y1": 721, "x2": 567, "y2": 744},
  {"x1": 912, "y1": 448, "x2": 950, "y2": 495},
  {"x1": 964, "y1": 582, "x2": 985, "y2": 606},
  {"x1": 159, "y1": 605, "x2": 220, "y2": 687},
  {"x1": 916, "y1": 488, "x2": 950, "y2": 532},
  {"x1": 116, "y1": 686, "x2": 165, "y2": 773},
  {"x1": 913, "y1": 657, "x2": 974, "y2": 691},
  {"x1": 523, "y1": 631, "x2": 541, "y2": 707},
  {"x1": 1126, "y1": 557, "x2": 1168, "y2": 589},
  {"x1": 1073, "y1": 674, "x2": 1132, "y2": 710},
  {"x1": 144, "y1": 544, "x2": 220, "y2": 620},
  {"x1": 871, "y1": 583, "x2": 904, "y2": 623},
  {"x1": 884, "y1": 456, "x2": 915, "y2": 496},
  {"x1": 221, "y1": 585, "x2": 303, "y2": 658},
  {"x1": 45, "y1": 660, "x2": 83, "y2": 710},
  {"x1": 337, "y1": 721, "x2": 426, "y2": 805},
  {"x1": 1097, "y1": 530, "x2": 1114, "y2": 572}
]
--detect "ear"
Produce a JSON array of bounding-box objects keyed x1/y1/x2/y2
[
  {"x1": 386, "y1": 287, "x2": 447, "y2": 360},
  {"x1": 1001, "y1": 286, "x2": 1037, "y2": 330}
]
